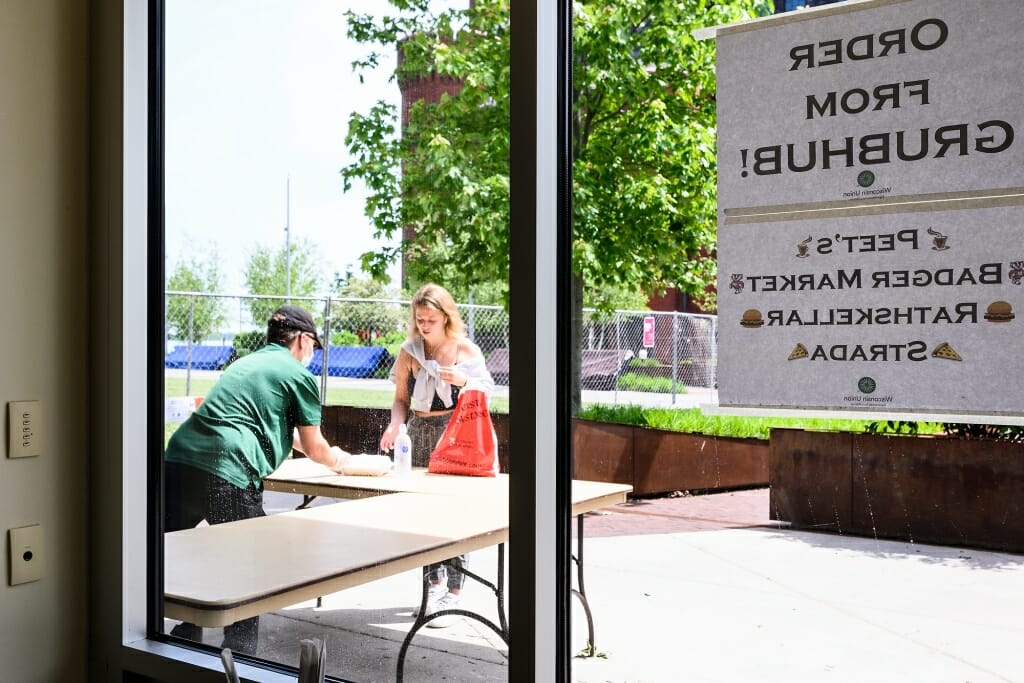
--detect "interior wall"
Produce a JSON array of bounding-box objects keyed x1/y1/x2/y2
[{"x1": 0, "y1": 1, "x2": 90, "y2": 680}]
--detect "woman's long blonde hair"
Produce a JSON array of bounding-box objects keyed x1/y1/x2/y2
[{"x1": 407, "y1": 283, "x2": 466, "y2": 340}]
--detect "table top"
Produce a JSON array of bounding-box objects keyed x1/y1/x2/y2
[
  {"x1": 264, "y1": 456, "x2": 632, "y2": 516},
  {"x1": 164, "y1": 492, "x2": 510, "y2": 626},
  {"x1": 166, "y1": 458, "x2": 631, "y2": 627}
]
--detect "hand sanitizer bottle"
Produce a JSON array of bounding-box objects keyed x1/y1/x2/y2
[{"x1": 393, "y1": 423, "x2": 412, "y2": 475}]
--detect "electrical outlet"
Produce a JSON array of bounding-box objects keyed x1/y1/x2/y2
[
  {"x1": 7, "y1": 400, "x2": 42, "y2": 458},
  {"x1": 9, "y1": 525, "x2": 42, "y2": 585}
]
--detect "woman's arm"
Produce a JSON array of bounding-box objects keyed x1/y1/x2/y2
[
  {"x1": 440, "y1": 339, "x2": 494, "y2": 394},
  {"x1": 380, "y1": 349, "x2": 414, "y2": 451}
]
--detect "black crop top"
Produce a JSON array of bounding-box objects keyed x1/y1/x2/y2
[{"x1": 407, "y1": 372, "x2": 461, "y2": 412}]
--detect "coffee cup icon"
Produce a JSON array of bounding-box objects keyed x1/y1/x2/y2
[
  {"x1": 927, "y1": 227, "x2": 949, "y2": 251},
  {"x1": 795, "y1": 235, "x2": 812, "y2": 258}
]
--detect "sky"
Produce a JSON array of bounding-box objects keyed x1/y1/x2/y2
[{"x1": 165, "y1": 0, "x2": 409, "y2": 294}]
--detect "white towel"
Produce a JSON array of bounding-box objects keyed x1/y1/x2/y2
[
  {"x1": 338, "y1": 454, "x2": 393, "y2": 476},
  {"x1": 394, "y1": 338, "x2": 495, "y2": 413}
]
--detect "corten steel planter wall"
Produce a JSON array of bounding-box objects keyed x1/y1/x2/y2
[
  {"x1": 633, "y1": 429, "x2": 769, "y2": 494},
  {"x1": 320, "y1": 408, "x2": 769, "y2": 493},
  {"x1": 571, "y1": 418, "x2": 636, "y2": 486},
  {"x1": 770, "y1": 428, "x2": 1024, "y2": 553},
  {"x1": 321, "y1": 405, "x2": 512, "y2": 473},
  {"x1": 768, "y1": 429, "x2": 852, "y2": 533},
  {"x1": 573, "y1": 418, "x2": 769, "y2": 495}
]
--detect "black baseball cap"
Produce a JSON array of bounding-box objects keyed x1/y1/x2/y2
[{"x1": 268, "y1": 305, "x2": 322, "y2": 349}]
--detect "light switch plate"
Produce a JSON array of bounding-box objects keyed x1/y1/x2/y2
[
  {"x1": 7, "y1": 400, "x2": 42, "y2": 458},
  {"x1": 9, "y1": 525, "x2": 43, "y2": 585}
]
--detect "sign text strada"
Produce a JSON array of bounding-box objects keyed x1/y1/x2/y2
[{"x1": 716, "y1": 205, "x2": 1024, "y2": 413}]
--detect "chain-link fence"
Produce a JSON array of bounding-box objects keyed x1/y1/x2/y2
[
  {"x1": 164, "y1": 291, "x2": 716, "y2": 406},
  {"x1": 580, "y1": 309, "x2": 718, "y2": 399}
]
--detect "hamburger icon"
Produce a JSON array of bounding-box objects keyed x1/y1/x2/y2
[
  {"x1": 984, "y1": 301, "x2": 1014, "y2": 323},
  {"x1": 740, "y1": 309, "x2": 764, "y2": 328}
]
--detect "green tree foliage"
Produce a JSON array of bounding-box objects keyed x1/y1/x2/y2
[
  {"x1": 342, "y1": 0, "x2": 768, "y2": 308},
  {"x1": 330, "y1": 271, "x2": 405, "y2": 342},
  {"x1": 584, "y1": 283, "x2": 651, "y2": 318},
  {"x1": 441, "y1": 281, "x2": 506, "y2": 308},
  {"x1": 166, "y1": 253, "x2": 226, "y2": 344},
  {"x1": 572, "y1": 0, "x2": 771, "y2": 310},
  {"x1": 343, "y1": 0, "x2": 511, "y2": 296},
  {"x1": 331, "y1": 329, "x2": 362, "y2": 347},
  {"x1": 231, "y1": 330, "x2": 267, "y2": 358},
  {"x1": 342, "y1": 0, "x2": 768, "y2": 408},
  {"x1": 243, "y1": 238, "x2": 325, "y2": 327}
]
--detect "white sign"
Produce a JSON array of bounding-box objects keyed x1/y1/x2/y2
[
  {"x1": 716, "y1": 0, "x2": 1024, "y2": 212},
  {"x1": 717, "y1": 203, "x2": 1024, "y2": 413},
  {"x1": 165, "y1": 396, "x2": 201, "y2": 423},
  {"x1": 713, "y1": 0, "x2": 1024, "y2": 418}
]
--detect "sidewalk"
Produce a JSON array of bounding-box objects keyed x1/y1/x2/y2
[{"x1": 208, "y1": 488, "x2": 1024, "y2": 682}]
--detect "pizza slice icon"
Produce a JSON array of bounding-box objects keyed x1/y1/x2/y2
[
  {"x1": 788, "y1": 343, "x2": 808, "y2": 361},
  {"x1": 931, "y1": 342, "x2": 962, "y2": 362}
]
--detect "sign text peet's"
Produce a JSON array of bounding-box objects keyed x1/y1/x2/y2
[{"x1": 716, "y1": 205, "x2": 1024, "y2": 413}]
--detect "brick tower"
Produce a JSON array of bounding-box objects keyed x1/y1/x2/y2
[{"x1": 396, "y1": 36, "x2": 463, "y2": 286}]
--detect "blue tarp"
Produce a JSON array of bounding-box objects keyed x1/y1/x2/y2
[
  {"x1": 307, "y1": 346, "x2": 392, "y2": 378},
  {"x1": 164, "y1": 345, "x2": 234, "y2": 370}
]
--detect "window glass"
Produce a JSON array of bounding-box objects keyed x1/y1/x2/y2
[
  {"x1": 569, "y1": 0, "x2": 1024, "y2": 681},
  {"x1": 162, "y1": 2, "x2": 511, "y2": 679}
]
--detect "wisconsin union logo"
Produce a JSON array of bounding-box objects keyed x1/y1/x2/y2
[
  {"x1": 858, "y1": 377, "x2": 877, "y2": 394},
  {"x1": 857, "y1": 171, "x2": 875, "y2": 188}
]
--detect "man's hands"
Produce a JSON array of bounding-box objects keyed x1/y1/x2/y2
[
  {"x1": 294, "y1": 426, "x2": 351, "y2": 473},
  {"x1": 327, "y1": 446, "x2": 351, "y2": 474}
]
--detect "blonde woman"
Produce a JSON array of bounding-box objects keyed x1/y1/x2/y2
[{"x1": 380, "y1": 283, "x2": 494, "y2": 627}]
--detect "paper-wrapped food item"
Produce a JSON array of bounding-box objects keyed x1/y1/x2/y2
[{"x1": 338, "y1": 453, "x2": 393, "y2": 476}]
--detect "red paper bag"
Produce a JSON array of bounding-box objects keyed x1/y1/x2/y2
[{"x1": 428, "y1": 387, "x2": 499, "y2": 477}]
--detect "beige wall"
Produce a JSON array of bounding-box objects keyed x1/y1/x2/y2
[{"x1": 0, "y1": 1, "x2": 90, "y2": 680}]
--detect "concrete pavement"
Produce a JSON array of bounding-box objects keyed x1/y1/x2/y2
[{"x1": 176, "y1": 488, "x2": 1024, "y2": 682}]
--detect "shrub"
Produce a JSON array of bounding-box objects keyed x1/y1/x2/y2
[
  {"x1": 371, "y1": 329, "x2": 406, "y2": 358},
  {"x1": 864, "y1": 420, "x2": 922, "y2": 435},
  {"x1": 232, "y1": 330, "x2": 266, "y2": 357},
  {"x1": 371, "y1": 358, "x2": 397, "y2": 380},
  {"x1": 942, "y1": 422, "x2": 1024, "y2": 442},
  {"x1": 616, "y1": 372, "x2": 682, "y2": 394},
  {"x1": 330, "y1": 275, "x2": 405, "y2": 339},
  {"x1": 575, "y1": 404, "x2": 943, "y2": 441},
  {"x1": 865, "y1": 420, "x2": 1024, "y2": 441},
  {"x1": 331, "y1": 330, "x2": 360, "y2": 347},
  {"x1": 576, "y1": 403, "x2": 647, "y2": 426}
]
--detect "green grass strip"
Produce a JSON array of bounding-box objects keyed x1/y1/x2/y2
[{"x1": 577, "y1": 404, "x2": 944, "y2": 440}]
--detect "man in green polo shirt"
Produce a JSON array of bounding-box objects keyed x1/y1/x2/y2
[{"x1": 164, "y1": 304, "x2": 351, "y2": 654}]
